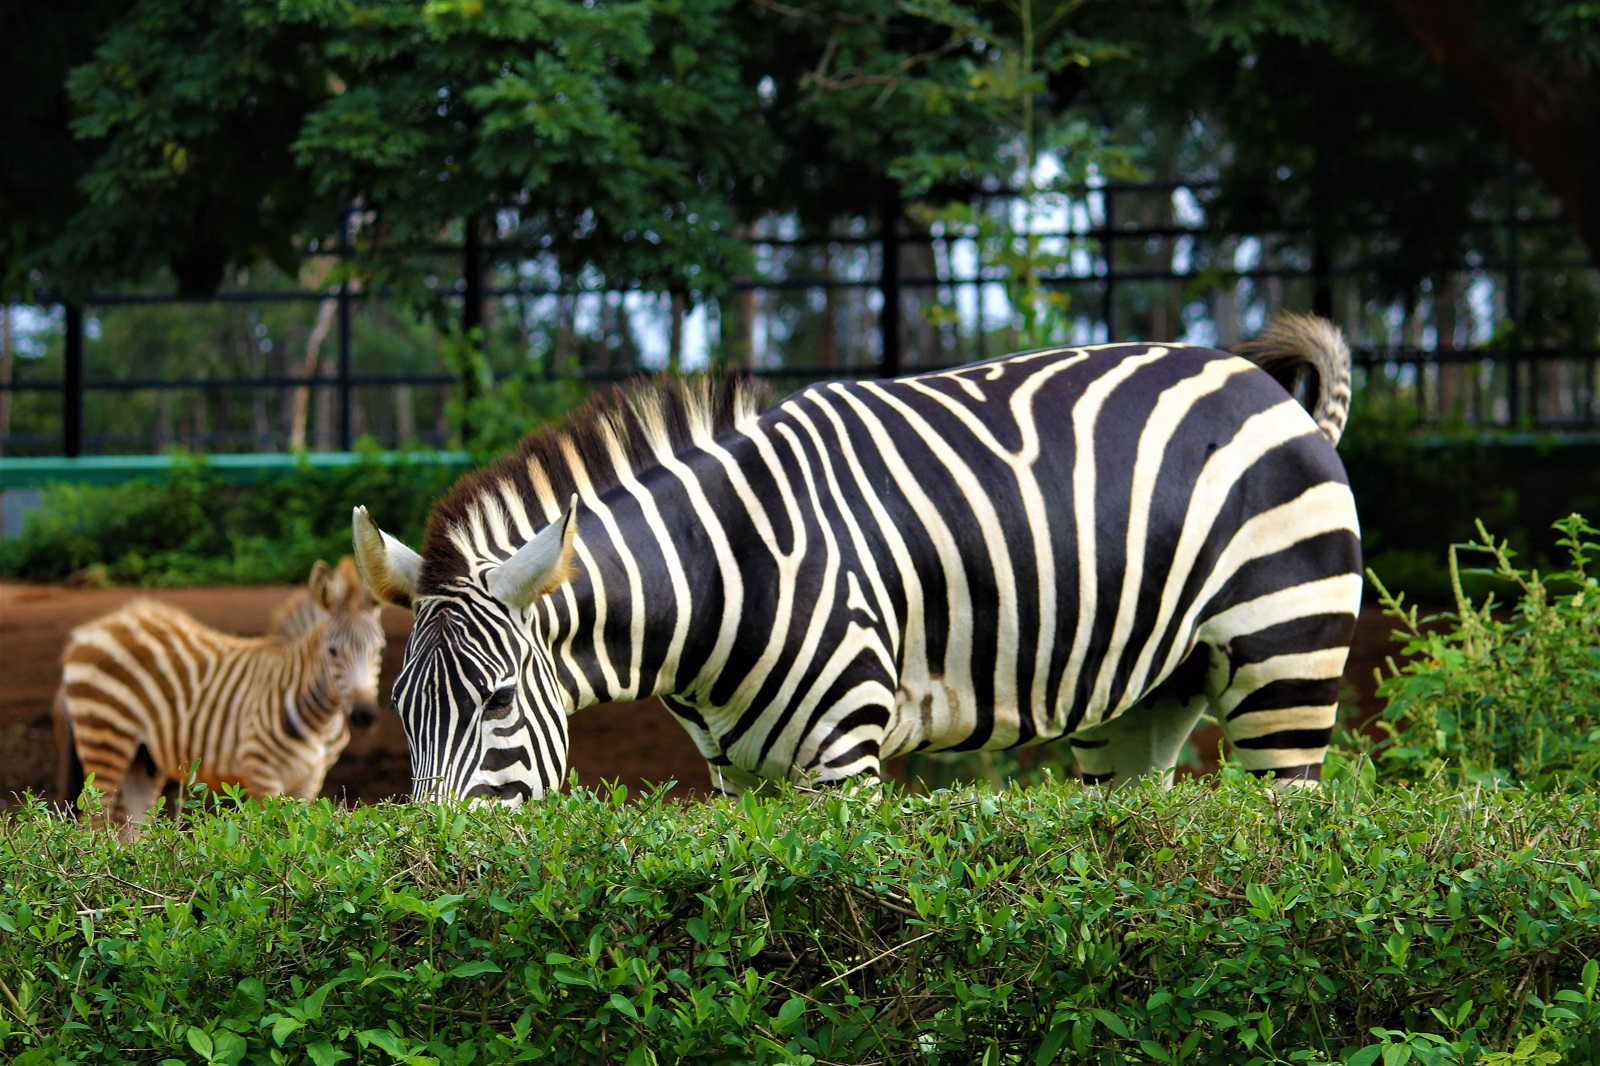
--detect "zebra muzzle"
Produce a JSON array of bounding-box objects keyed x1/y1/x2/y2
[{"x1": 348, "y1": 700, "x2": 380, "y2": 730}]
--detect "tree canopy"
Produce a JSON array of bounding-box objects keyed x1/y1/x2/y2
[{"x1": 4, "y1": 0, "x2": 1596, "y2": 311}]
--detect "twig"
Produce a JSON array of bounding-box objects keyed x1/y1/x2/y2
[
  {"x1": 818, "y1": 931, "x2": 936, "y2": 989},
  {"x1": 848, "y1": 882, "x2": 920, "y2": 920},
  {"x1": 0, "y1": 972, "x2": 45, "y2": 1043},
  {"x1": 76, "y1": 903, "x2": 169, "y2": 917}
]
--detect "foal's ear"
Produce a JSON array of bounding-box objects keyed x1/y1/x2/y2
[
  {"x1": 309, "y1": 560, "x2": 336, "y2": 611},
  {"x1": 352, "y1": 506, "x2": 422, "y2": 611},
  {"x1": 487, "y1": 496, "x2": 580, "y2": 609}
]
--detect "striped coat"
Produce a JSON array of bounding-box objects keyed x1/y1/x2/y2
[
  {"x1": 57, "y1": 559, "x2": 386, "y2": 824},
  {"x1": 355, "y1": 314, "x2": 1361, "y2": 801}
]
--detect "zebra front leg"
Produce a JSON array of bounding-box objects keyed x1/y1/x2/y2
[
  {"x1": 1068, "y1": 693, "x2": 1210, "y2": 787},
  {"x1": 789, "y1": 685, "x2": 894, "y2": 790}
]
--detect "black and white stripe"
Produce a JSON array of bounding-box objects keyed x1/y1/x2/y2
[
  {"x1": 56, "y1": 559, "x2": 387, "y2": 825},
  {"x1": 356, "y1": 314, "x2": 1361, "y2": 800}
]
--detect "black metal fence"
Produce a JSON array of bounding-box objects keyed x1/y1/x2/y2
[{"x1": 2, "y1": 174, "x2": 1596, "y2": 457}]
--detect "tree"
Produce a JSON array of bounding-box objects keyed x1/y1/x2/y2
[
  {"x1": 0, "y1": 0, "x2": 132, "y2": 301},
  {"x1": 1384, "y1": 0, "x2": 1600, "y2": 269}
]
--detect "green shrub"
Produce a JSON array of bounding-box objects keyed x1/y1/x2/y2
[
  {"x1": 2, "y1": 778, "x2": 1598, "y2": 1065},
  {"x1": 0, "y1": 448, "x2": 460, "y2": 586},
  {"x1": 1367, "y1": 514, "x2": 1600, "y2": 789}
]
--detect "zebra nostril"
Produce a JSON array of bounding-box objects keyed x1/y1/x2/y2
[{"x1": 348, "y1": 702, "x2": 379, "y2": 730}]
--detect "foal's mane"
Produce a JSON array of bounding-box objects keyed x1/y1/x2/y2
[{"x1": 419, "y1": 374, "x2": 771, "y2": 588}]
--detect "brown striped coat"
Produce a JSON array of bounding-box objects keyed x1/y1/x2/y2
[{"x1": 56, "y1": 559, "x2": 385, "y2": 825}]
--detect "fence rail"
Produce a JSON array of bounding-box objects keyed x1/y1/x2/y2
[{"x1": 2, "y1": 175, "x2": 1596, "y2": 457}]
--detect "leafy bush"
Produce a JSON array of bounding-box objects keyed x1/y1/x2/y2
[
  {"x1": 1339, "y1": 402, "x2": 1600, "y2": 603},
  {"x1": 1367, "y1": 514, "x2": 1600, "y2": 788},
  {"x1": 0, "y1": 447, "x2": 461, "y2": 586},
  {"x1": 3, "y1": 778, "x2": 1598, "y2": 1065}
]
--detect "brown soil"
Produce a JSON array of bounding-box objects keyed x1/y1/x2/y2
[{"x1": 0, "y1": 581, "x2": 1397, "y2": 808}]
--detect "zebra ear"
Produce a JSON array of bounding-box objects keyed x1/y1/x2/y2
[
  {"x1": 487, "y1": 495, "x2": 580, "y2": 610},
  {"x1": 352, "y1": 506, "x2": 421, "y2": 611},
  {"x1": 309, "y1": 560, "x2": 336, "y2": 610}
]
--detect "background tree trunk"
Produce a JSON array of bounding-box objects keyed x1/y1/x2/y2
[{"x1": 1387, "y1": 0, "x2": 1600, "y2": 266}]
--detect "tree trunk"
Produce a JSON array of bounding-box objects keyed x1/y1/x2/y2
[
  {"x1": 669, "y1": 290, "x2": 685, "y2": 373},
  {"x1": 394, "y1": 384, "x2": 415, "y2": 444},
  {"x1": 1434, "y1": 277, "x2": 1465, "y2": 422},
  {"x1": 289, "y1": 296, "x2": 339, "y2": 451},
  {"x1": 1386, "y1": 0, "x2": 1600, "y2": 266}
]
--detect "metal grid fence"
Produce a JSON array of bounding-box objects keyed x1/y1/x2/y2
[{"x1": 2, "y1": 174, "x2": 1595, "y2": 457}]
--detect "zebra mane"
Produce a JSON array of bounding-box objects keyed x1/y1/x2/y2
[{"x1": 419, "y1": 374, "x2": 771, "y2": 589}]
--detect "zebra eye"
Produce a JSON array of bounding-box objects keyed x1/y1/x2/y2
[
  {"x1": 326, "y1": 644, "x2": 339, "y2": 658},
  {"x1": 483, "y1": 685, "x2": 516, "y2": 720}
]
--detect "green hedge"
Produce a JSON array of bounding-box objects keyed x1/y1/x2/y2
[
  {"x1": 0, "y1": 449, "x2": 458, "y2": 586},
  {"x1": 3, "y1": 779, "x2": 1598, "y2": 1065}
]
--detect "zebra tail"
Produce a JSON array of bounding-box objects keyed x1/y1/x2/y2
[
  {"x1": 1235, "y1": 312, "x2": 1353, "y2": 447},
  {"x1": 54, "y1": 688, "x2": 86, "y2": 814}
]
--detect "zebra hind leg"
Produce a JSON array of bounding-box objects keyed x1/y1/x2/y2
[
  {"x1": 1068, "y1": 649, "x2": 1213, "y2": 788},
  {"x1": 1212, "y1": 617, "x2": 1354, "y2": 785},
  {"x1": 115, "y1": 746, "x2": 168, "y2": 833}
]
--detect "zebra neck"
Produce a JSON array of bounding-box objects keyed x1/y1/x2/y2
[
  {"x1": 552, "y1": 480, "x2": 726, "y2": 711},
  {"x1": 282, "y1": 631, "x2": 344, "y2": 741}
]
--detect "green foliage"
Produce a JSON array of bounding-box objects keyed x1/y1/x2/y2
[
  {"x1": 0, "y1": 449, "x2": 460, "y2": 586},
  {"x1": 442, "y1": 327, "x2": 592, "y2": 461},
  {"x1": 1368, "y1": 515, "x2": 1600, "y2": 788},
  {"x1": 1340, "y1": 401, "x2": 1600, "y2": 602},
  {"x1": 2, "y1": 778, "x2": 1599, "y2": 1064}
]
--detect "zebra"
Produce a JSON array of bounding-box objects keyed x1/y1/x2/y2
[
  {"x1": 353, "y1": 313, "x2": 1362, "y2": 802},
  {"x1": 56, "y1": 557, "x2": 387, "y2": 826}
]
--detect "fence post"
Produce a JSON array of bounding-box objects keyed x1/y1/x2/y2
[
  {"x1": 879, "y1": 189, "x2": 902, "y2": 377},
  {"x1": 1505, "y1": 175, "x2": 1522, "y2": 426},
  {"x1": 337, "y1": 211, "x2": 354, "y2": 451},
  {"x1": 63, "y1": 303, "x2": 84, "y2": 458},
  {"x1": 1101, "y1": 185, "x2": 1116, "y2": 341}
]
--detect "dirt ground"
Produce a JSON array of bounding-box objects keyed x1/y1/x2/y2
[{"x1": 0, "y1": 581, "x2": 1397, "y2": 809}]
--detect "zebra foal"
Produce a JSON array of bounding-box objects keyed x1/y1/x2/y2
[
  {"x1": 56, "y1": 558, "x2": 387, "y2": 825},
  {"x1": 355, "y1": 314, "x2": 1362, "y2": 801}
]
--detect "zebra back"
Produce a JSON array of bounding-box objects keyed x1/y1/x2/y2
[{"x1": 268, "y1": 587, "x2": 325, "y2": 640}]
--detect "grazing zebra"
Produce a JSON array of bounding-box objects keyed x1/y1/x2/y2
[
  {"x1": 354, "y1": 314, "x2": 1361, "y2": 801},
  {"x1": 56, "y1": 558, "x2": 386, "y2": 825}
]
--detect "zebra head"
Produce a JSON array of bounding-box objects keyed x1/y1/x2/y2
[
  {"x1": 351, "y1": 502, "x2": 579, "y2": 804},
  {"x1": 309, "y1": 558, "x2": 388, "y2": 730}
]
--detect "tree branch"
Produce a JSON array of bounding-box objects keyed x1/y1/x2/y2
[{"x1": 1386, "y1": 0, "x2": 1600, "y2": 266}]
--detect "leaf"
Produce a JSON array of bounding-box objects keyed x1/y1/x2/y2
[
  {"x1": 1381, "y1": 1046, "x2": 1411, "y2": 1066},
  {"x1": 1089, "y1": 1009, "x2": 1129, "y2": 1038},
  {"x1": 686, "y1": 917, "x2": 710, "y2": 944},
  {"x1": 224, "y1": 977, "x2": 266, "y2": 1021},
  {"x1": 307, "y1": 1041, "x2": 350, "y2": 1066},
  {"x1": 358, "y1": 1029, "x2": 409, "y2": 1057},
  {"x1": 609, "y1": 993, "x2": 639, "y2": 1020},
  {"x1": 1138, "y1": 1039, "x2": 1173, "y2": 1064},
  {"x1": 302, "y1": 976, "x2": 351, "y2": 1021},
  {"x1": 775, "y1": 996, "x2": 806, "y2": 1033},
  {"x1": 272, "y1": 1015, "x2": 304, "y2": 1046},
  {"x1": 185, "y1": 1027, "x2": 214, "y2": 1061},
  {"x1": 448, "y1": 960, "x2": 501, "y2": 979},
  {"x1": 211, "y1": 1030, "x2": 247, "y2": 1066},
  {"x1": 1346, "y1": 1048, "x2": 1382, "y2": 1066},
  {"x1": 1035, "y1": 1022, "x2": 1071, "y2": 1065}
]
